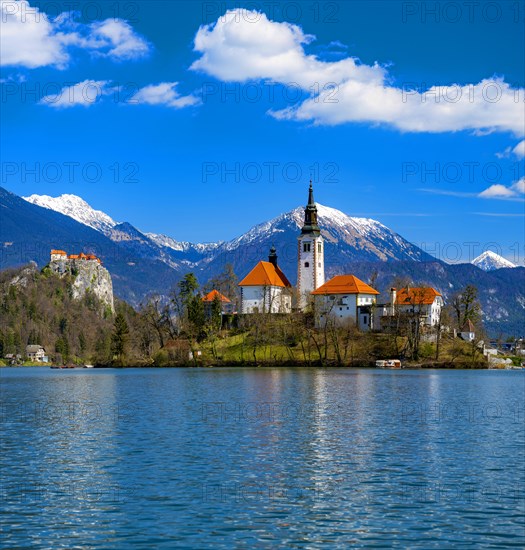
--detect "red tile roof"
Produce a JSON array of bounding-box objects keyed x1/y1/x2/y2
[
  {"x1": 202, "y1": 289, "x2": 231, "y2": 303},
  {"x1": 312, "y1": 275, "x2": 380, "y2": 295},
  {"x1": 51, "y1": 250, "x2": 67, "y2": 255},
  {"x1": 67, "y1": 252, "x2": 101, "y2": 262},
  {"x1": 396, "y1": 287, "x2": 441, "y2": 306},
  {"x1": 239, "y1": 261, "x2": 292, "y2": 288}
]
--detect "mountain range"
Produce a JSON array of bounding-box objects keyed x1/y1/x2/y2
[
  {"x1": 1, "y1": 187, "x2": 523, "y2": 336},
  {"x1": 23, "y1": 193, "x2": 435, "y2": 276}
]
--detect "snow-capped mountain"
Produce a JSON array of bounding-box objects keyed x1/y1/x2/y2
[
  {"x1": 22, "y1": 193, "x2": 219, "y2": 265},
  {"x1": 22, "y1": 193, "x2": 432, "y2": 277},
  {"x1": 212, "y1": 203, "x2": 433, "y2": 283},
  {"x1": 223, "y1": 203, "x2": 428, "y2": 261},
  {"x1": 23, "y1": 193, "x2": 118, "y2": 235},
  {"x1": 472, "y1": 251, "x2": 516, "y2": 271},
  {"x1": 146, "y1": 233, "x2": 222, "y2": 255}
]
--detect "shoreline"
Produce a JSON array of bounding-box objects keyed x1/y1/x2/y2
[{"x1": 2, "y1": 361, "x2": 498, "y2": 370}]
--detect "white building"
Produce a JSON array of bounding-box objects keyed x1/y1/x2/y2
[
  {"x1": 380, "y1": 287, "x2": 443, "y2": 327},
  {"x1": 26, "y1": 345, "x2": 48, "y2": 362},
  {"x1": 312, "y1": 274, "x2": 380, "y2": 330},
  {"x1": 297, "y1": 182, "x2": 324, "y2": 310},
  {"x1": 239, "y1": 247, "x2": 292, "y2": 314}
]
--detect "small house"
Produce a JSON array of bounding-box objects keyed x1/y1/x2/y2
[
  {"x1": 202, "y1": 289, "x2": 234, "y2": 316},
  {"x1": 380, "y1": 287, "x2": 443, "y2": 327},
  {"x1": 26, "y1": 345, "x2": 48, "y2": 362},
  {"x1": 311, "y1": 274, "x2": 380, "y2": 330}
]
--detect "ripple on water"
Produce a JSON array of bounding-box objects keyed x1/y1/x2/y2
[{"x1": 1, "y1": 367, "x2": 524, "y2": 549}]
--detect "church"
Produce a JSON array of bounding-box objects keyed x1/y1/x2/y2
[
  {"x1": 239, "y1": 182, "x2": 326, "y2": 315},
  {"x1": 238, "y1": 182, "x2": 382, "y2": 330},
  {"x1": 238, "y1": 246, "x2": 293, "y2": 314}
]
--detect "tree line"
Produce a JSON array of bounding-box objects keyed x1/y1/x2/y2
[{"x1": 0, "y1": 263, "x2": 485, "y2": 367}]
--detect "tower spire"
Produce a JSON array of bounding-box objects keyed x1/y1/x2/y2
[
  {"x1": 297, "y1": 180, "x2": 324, "y2": 310},
  {"x1": 301, "y1": 181, "x2": 320, "y2": 235}
]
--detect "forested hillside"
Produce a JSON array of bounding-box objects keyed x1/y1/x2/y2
[{"x1": 0, "y1": 264, "x2": 148, "y2": 365}]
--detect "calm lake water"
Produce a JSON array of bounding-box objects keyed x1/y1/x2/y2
[{"x1": 1, "y1": 367, "x2": 524, "y2": 549}]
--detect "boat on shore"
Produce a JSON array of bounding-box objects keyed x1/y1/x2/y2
[{"x1": 376, "y1": 359, "x2": 403, "y2": 369}]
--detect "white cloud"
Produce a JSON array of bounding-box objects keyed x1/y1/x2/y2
[
  {"x1": 130, "y1": 82, "x2": 200, "y2": 108},
  {"x1": 0, "y1": 0, "x2": 151, "y2": 69},
  {"x1": 192, "y1": 10, "x2": 383, "y2": 89},
  {"x1": 38, "y1": 80, "x2": 200, "y2": 109},
  {"x1": 513, "y1": 177, "x2": 525, "y2": 194},
  {"x1": 474, "y1": 212, "x2": 525, "y2": 217},
  {"x1": 478, "y1": 178, "x2": 525, "y2": 199},
  {"x1": 496, "y1": 140, "x2": 525, "y2": 159},
  {"x1": 479, "y1": 184, "x2": 517, "y2": 198},
  {"x1": 513, "y1": 140, "x2": 525, "y2": 159},
  {"x1": 0, "y1": 72, "x2": 26, "y2": 83},
  {"x1": 0, "y1": 0, "x2": 68, "y2": 68},
  {"x1": 66, "y1": 18, "x2": 152, "y2": 61},
  {"x1": 419, "y1": 189, "x2": 476, "y2": 198},
  {"x1": 192, "y1": 9, "x2": 524, "y2": 136},
  {"x1": 39, "y1": 80, "x2": 110, "y2": 108}
]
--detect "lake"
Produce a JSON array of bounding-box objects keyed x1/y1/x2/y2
[{"x1": 1, "y1": 367, "x2": 524, "y2": 549}]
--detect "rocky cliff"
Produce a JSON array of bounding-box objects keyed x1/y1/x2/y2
[{"x1": 49, "y1": 257, "x2": 114, "y2": 314}]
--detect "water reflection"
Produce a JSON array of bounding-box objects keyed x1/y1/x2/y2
[{"x1": 1, "y1": 368, "x2": 524, "y2": 548}]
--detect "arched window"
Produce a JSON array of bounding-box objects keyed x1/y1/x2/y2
[{"x1": 304, "y1": 262, "x2": 309, "y2": 268}]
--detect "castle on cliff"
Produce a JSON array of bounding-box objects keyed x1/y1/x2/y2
[{"x1": 49, "y1": 250, "x2": 114, "y2": 313}]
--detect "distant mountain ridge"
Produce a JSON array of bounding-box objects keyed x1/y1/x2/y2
[
  {"x1": 24, "y1": 193, "x2": 119, "y2": 235},
  {"x1": 0, "y1": 187, "x2": 523, "y2": 336},
  {"x1": 472, "y1": 250, "x2": 516, "y2": 271},
  {"x1": 1, "y1": 187, "x2": 182, "y2": 304},
  {"x1": 22, "y1": 193, "x2": 434, "y2": 279}
]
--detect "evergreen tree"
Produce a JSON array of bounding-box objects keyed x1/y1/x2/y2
[
  {"x1": 79, "y1": 332, "x2": 86, "y2": 355},
  {"x1": 111, "y1": 313, "x2": 130, "y2": 364},
  {"x1": 188, "y1": 295, "x2": 206, "y2": 334},
  {"x1": 210, "y1": 294, "x2": 222, "y2": 331},
  {"x1": 178, "y1": 273, "x2": 199, "y2": 305},
  {"x1": 55, "y1": 337, "x2": 69, "y2": 359}
]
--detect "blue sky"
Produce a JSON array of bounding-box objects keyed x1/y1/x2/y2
[{"x1": 1, "y1": 0, "x2": 524, "y2": 264}]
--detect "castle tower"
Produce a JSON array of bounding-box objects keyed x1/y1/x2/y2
[{"x1": 297, "y1": 182, "x2": 324, "y2": 310}]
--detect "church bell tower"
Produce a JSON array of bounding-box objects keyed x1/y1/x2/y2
[{"x1": 297, "y1": 182, "x2": 324, "y2": 310}]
